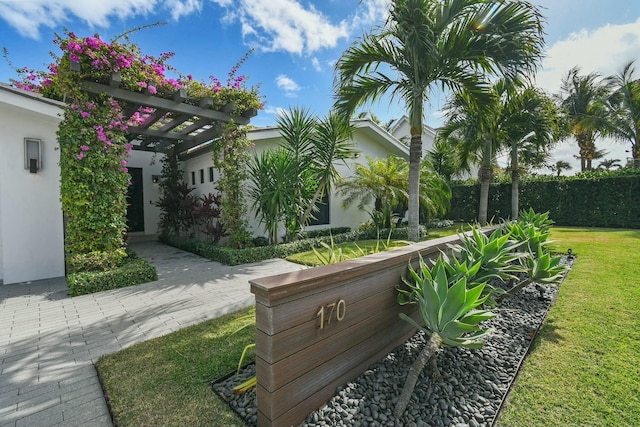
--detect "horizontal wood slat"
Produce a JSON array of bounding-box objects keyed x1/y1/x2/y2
[{"x1": 250, "y1": 227, "x2": 496, "y2": 427}]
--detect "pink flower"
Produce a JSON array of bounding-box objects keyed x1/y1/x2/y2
[
  {"x1": 121, "y1": 160, "x2": 127, "y2": 166},
  {"x1": 80, "y1": 145, "x2": 90, "y2": 151},
  {"x1": 138, "y1": 81, "x2": 147, "y2": 88},
  {"x1": 77, "y1": 153, "x2": 85, "y2": 160},
  {"x1": 86, "y1": 103, "x2": 95, "y2": 110},
  {"x1": 80, "y1": 111, "x2": 91, "y2": 118},
  {"x1": 69, "y1": 53, "x2": 80, "y2": 62},
  {"x1": 121, "y1": 167, "x2": 129, "y2": 173},
  {"x1": 148, "y1": 85, "x2": 157, "y2": 95}
]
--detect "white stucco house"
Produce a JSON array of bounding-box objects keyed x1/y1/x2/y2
[{"x1": 0, "y1": 83, "x2": 430, "y2": 284}]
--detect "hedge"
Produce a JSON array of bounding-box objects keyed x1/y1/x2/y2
[
  {"x1": 67, "y1": 255, "x2": 158, "y2": 297},
  {"x1": 447, "y1": 171, "x2": 640, "y2": 229},
  {"x1": 159, "y1": 225, "x2": 428, "y2": 266}
]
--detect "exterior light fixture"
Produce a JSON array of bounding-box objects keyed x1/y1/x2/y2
[
  {"x1": 24, "y1": 138, "x2": 42, "y2": 174},
  {"x1": 152, "y1": 175, "x2": 160, "y2": 184}
]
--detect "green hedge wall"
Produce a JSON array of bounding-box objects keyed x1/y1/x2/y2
[
  {"x1": 67, "y1": 256, "x2": 158, "y2": 297},
  {"x1": 447, "y1": 172, "x2": 640, "y2": 229}
]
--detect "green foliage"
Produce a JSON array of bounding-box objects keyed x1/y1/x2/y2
[
  {"x1": 311, "y1": 231, "x2": 411, "y2": 265},
  {"x1": 155, "y1": 150, "x2": 196, "y2": 236},
  {"x1": 67, "y1": 248, "x2": 128, "y2": 274},
  {"x1": 450, "y1": 227, "x2": 524, "y2": 284},
  {"x1": 447, "y1": 171, "x2": 640, "y2": 228},
  {"x1": 67, "y1": 256, "x2": 157, "y2": 296},
  {"x1": 160, "y1": 226, "x2": 421, "y2": 265},
  {"x1": 399, "y1": 256, "x2": 496, "y2": 347},
  {"x1": 212, "y1": 121, "x2": 253, "y2": 248}
]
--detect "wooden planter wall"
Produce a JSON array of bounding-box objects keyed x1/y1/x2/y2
[{"x1": 250, "y1": 229, "x2": 492, "y2": 427}]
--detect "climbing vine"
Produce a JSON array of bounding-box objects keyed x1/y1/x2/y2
[{"x1": 213, "y1": 121, "x2": 253, "y2": 248}]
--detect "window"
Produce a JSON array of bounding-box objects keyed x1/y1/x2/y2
[
  {"x1": 209, "y1": 167, "x2": 214, "y2": 182},
  {"x1": 191, "y1": 171, "x2": 195, "y2": 185},
  {"x1": 200, "y1": 169, "x2": 204, "y2": 184},
  {"x1": 309, "y1": 192, "x2": 330, "y2": 226}
]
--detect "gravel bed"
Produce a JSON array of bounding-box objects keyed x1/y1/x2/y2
[{"x1": 212, "y1": 257, "x2": 572, "y2": 427}]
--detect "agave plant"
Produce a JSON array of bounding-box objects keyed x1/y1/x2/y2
[
  {"x1": 394, "y1": 256, "x2": 495, "y2": 417},
  {"x1": 498, "y1": 247, "x2": 567, "y2": 301},
  {"x1": 450, "y1": 227, "x2": 525, "y2": 284},
  {"x1": 504, "y1": 220, "x2": 553, "y2": 257},
  {"x1": 518, "y1": 208, "x2": 554, "y2": 234}
]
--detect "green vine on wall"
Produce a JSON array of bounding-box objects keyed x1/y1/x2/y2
[{"x1": 213, "y1": 121, "x2": 253, "y2": 248}]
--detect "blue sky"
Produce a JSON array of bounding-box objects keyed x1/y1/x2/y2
[{"x1": 1, "y1": 0, "x2": 640, "y2": 172}]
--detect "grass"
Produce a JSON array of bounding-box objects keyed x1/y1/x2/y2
[
  {"x1": 96, "y1": 307, "x2": 256, "y2": 427},
  {"x1": 497, "y1": 227, "x2": 640, "y2": 427},
  {"x1": 97, "y1": 226, "x2": 640, "y2": 427},
  {"x1": 285, "y1": 224, "x2": 462, "y2": 266}
]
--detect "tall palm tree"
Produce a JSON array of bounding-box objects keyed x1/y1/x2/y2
[
  {"x1": 555, "y1": 67, "x2": 610, "y2": 171},
  {"x1": 605, "y1": 60, "x2": 640, "y2": 165},
  {"x1": 333, "y1": 0, "x2": 545, "y2": 240},
  {"x1": 504, "y1": 85, "x2": 559, "y2": 218},
  {"x1": 425, "y1": 138, "x2": 461, "y2": 182}
]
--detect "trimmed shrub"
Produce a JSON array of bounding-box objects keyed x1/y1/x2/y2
[
  {"x1": 159, "y1": 226, "x2": 426, "y2": 266},
  {"x1": 67, "y1": 256, "x2": 158, "y2": 297},
  {"x1": 67, "y1": 248, "x2": 127, "y2": 274},
  {"x1": 447, "y1": 171, "x2": 640, "y2": 228}
]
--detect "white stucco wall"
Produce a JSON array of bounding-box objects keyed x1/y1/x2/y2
[
  {"x1": 0, "y1": 86, "x2": 65, "y2": 284},
  {"x1": 181, "y1": 120, "x2": 410, "y2": 239}
]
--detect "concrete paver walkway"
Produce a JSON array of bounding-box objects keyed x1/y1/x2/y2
[{"x1": 0, "y1": 242, "x2": 303, "y2": 427}]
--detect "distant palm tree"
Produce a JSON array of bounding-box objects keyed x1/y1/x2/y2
[
  {"x1": 597, "y1": 158, "x2": 623, "y2": 171},
  {"x1": 333, "y1": 0, "x2": 545, "y2": 241},
  {"x1": 550, "y1": 160, "x2": 572, "y2": 177},
  {"x1": 555, "y1": 67, "x2": 610, "y2": 171},
  {"x1": 605, "y1": 60, "x2": 640, "y2": 163}
]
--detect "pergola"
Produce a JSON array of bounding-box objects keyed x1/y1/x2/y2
[{"x1": 80, "y1": 71, "x2": 257, "y2": 158}]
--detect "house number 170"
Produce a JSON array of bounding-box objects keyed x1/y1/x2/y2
[{"x1": 316, "y1": 299, "x2": 346, "y2": 329}]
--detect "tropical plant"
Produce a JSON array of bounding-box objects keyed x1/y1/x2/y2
[
  {"x1": 192, "y1": 192, "x2": 225, "y2": 243},
  {"x1": 394, "y1": 255, "x2": 496, "y2": 417},
  {"x1": 333, "y1": 0, "x2": 545, "y2": 241},
  {"x1": 605, "y1": 60, "x2": 640, "y2": 162},
  {"x1": 248, "y1": 107, "x2": 357, "y2": 243},
  {"x1": 550, "y1": 160, "x2": 572, "y2": 177},
  {"x1": 597, "y1": 158, "x2": 623, "y2": 170},
  {"x1": 425, "y1": 138, "x2": 461, "y2": 182},
  {"x1": 339, "y1": 155, "x2": 409, "y2": 229},
  {"x1": 497, "y1": 247, "x2": 566, "y2": 301},
  {"x1": 555, "y1": 67, "x2": 610, "y2": 171},
  {"x1": 247, "y1": 148, "x2": 298, "y2": 244},
  {"x1": 440, "y1": 78, "x2": 558, "y2": 223}
]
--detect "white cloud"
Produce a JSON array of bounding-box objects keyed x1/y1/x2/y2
[
  {"x1": 535, "y1": 18, "x2": 640, "y2": 95},
  {"x1": 210, "y1": 0, "x2": 349, "y2": 55},
  {"x1": 0, "y1": 0, "x2": 201, "y2": 39},
  {"x1": 275, "y1": 74, "x2": 300, "y2": 97},
  {"x1": 533, "y1": 18, "x2": 640, "y2": 173},
  {"x1": 349, "y1": 0, "x2": 389, "y2": 32},
  {"x1": 311, "y1": 57, "x2": 322, "y2": 72}
]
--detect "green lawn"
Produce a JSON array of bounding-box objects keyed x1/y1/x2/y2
[
  {"x1": 96, "y1": 227, "x2": 640, "y2": 427},
  {"x1": 96, "y1": 308, "x2": 256, "y2": 427},
  {"x1": 497, "y1": 227, "x2": 640, "y2": 427}
]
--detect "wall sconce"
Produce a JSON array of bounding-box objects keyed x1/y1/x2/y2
[
  {"x1": 353, "y1": 153, "x2": 361, "y2": 159},
  {"x1": 24, "y1": 138, "x2": 42, "y2": 173},
  {"x1": 152, "y1": 175, "x2": 160, "y2": 184}
]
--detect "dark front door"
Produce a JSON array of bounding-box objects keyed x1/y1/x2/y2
[{"x1": 126, "y1": 167, "x2": 145, "y2": 232}]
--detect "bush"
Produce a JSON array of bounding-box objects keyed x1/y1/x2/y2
[
  {"x1": 447, "y1": 170, "x2": 640, "y2": 228},
  {"x1": 67, "y1": 248, "x2": 127, "y2": 274},
  {"x1": 160, "y1": 226, "x2": 425, "y2": 266},
  {"x1": 298, "y1": 227, "x2": 351, "y2": 239},
  {"x1": 67, "y1": 255, "x2": 158, "y2": 296}
]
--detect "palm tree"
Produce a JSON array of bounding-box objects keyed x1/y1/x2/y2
[
  {"x1": 504, "y1": 85, "x2": 559, "y2": 218},
  {"x1": 333, "y1": 0, "x2": 545, "y2": 240},
  {"x1": 555, "y1": 67, "x2": 610, "y2": 171},
  {"x1": 605, "y1": 60, "x2": 640, "y2": 164},
  {"x1": 597, "y1": 158, "x2": 623, "y2": 170},
  {"x1": 550, "y1": 160, "x2": 572, "y2": 177},
  {"x1": 425, "y1": 138, "x2": 460, "y2": 182},
  {"x1": 338, "y1": 155, "x2": 409, "y2": 229}
]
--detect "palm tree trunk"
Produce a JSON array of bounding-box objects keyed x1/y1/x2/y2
[
  {"x1": 511, "y1": 143, "x2": 519, "y2": 219},
  {"x1": 394, "y1": 333, "x2": 442, "y2": 418},
  {"x1": 299, "y1": 177, "x2": 326, "y2": 228},
  {"x1": 478, "y1": 135, "x2": 493, "y2": 226},
  {"x1": 408, "y1": 99, "x2": 424, "y2": 242}
]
